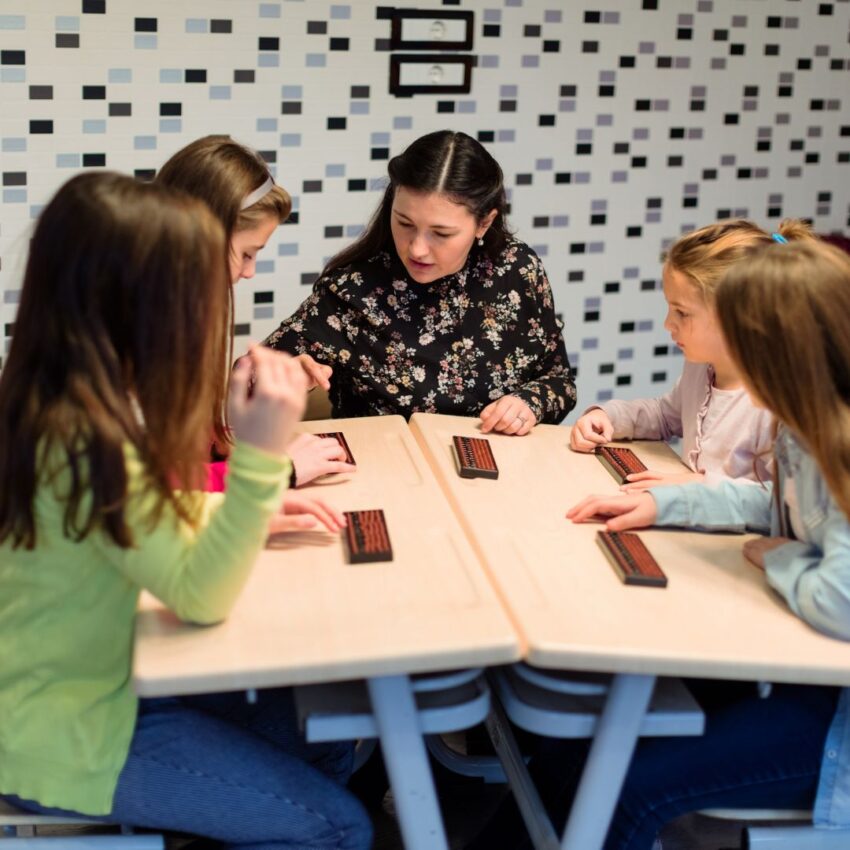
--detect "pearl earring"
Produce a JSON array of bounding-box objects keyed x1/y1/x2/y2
[{"x1": 477, "y1": 236, "x2": 484, "y2": 247}]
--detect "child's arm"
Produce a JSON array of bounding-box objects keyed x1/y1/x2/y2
[
  {"x1": 571, "y1": 372, "x2": 688, "y2": 452},
  {"x1": 651, "y1": 479, "x2": 773, "y2": 533},
  {"x1": 99, "y1": 441, "x2": 291, "y2": 625},
  {"x1": 569, "y1": 479, "x2": 773, "y2": 534},
  {"x1": 762, "y1": 503, "x2": 850, "y2": 640},
  {"x1": 105, "y1": 346, "x2": 306, "y2": 624},
  {"x1": 598, "y1": 372, "x2": 685, "y2": 443},
  {"x1": 569, "y1": 381, "x2": 685, "y2": 453}
]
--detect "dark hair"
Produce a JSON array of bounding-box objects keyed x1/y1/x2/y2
[
  {"x1": 156, "y1": 135, "x2": 291, "y2": 243},
  {"x1": 0, "y1": 172, "x2": 231, "y2": 549},
  {"x1": 322, "y1": 130, "x2": 511, "y2": 276}
]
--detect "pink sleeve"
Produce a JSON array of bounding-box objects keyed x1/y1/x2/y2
[
  {"x1": 597, "y1": 372, "x2": 685, "y2": 442},
  {"x1": 204, "y1": 461, "x2": 229, "y2": 493}
]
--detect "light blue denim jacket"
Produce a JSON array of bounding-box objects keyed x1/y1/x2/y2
[{"x1": 651, "y1": 427, "x2": 850, "y2": 828}]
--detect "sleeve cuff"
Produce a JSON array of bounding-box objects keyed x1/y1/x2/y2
[
  {"x1": 762, "y1": 540, "x2": 814, "y2": 615},
  {"x1": 650, "y1": 485, "x2": 692, "y2": 527}
]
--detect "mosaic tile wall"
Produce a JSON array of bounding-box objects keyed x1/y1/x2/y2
[{"x1": 1, "y1": 0, "x2": 848, "y2": 417}]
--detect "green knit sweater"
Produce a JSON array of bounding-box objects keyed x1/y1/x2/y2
[{"x1": 0, "y1": 441, "x2": 290, "y2": 815}]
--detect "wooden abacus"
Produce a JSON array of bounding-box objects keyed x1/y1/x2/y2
[
  {"x1": 597, "y1": 530, "x2": 667, "y2": 588},
  {"x1": 452, "y1": 435, "x2": 499, "y2": 480},
  {"x1": 595, "y1": 445, "x2": 647, "y2": 484},
  {"x1": 343, "y1": 509, "x2": 393, "y2": 563}
]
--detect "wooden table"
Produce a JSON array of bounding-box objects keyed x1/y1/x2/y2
[
  {"x1": 409, "y1": 412, "x2": 850, "y2": 849},
  {"x1": 134, "y1": 415, "x2": 521, "y2": 850}
]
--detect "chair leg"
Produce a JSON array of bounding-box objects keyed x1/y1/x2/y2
[{"x1": 745, "y1": 824, "x2": 850, "y2": 848}]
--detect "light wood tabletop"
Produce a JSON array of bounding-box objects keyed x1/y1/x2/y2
[
  {"x1": 410, "y1": 412, "x2": 850, "y2": 686},
  {"x1": 133, "y1": 415, "x2": 521, "y2": 697}
]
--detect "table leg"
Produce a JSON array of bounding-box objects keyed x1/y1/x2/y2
[
  {"x1": 367, "y1": 675, "x2": 449, "y2": 850},
  {"x1": 485, "y1": 696, "x2": 561, "y2": 850},
  {"x1": 560, "y1": 673, "x2": 656, "y2": 850}
]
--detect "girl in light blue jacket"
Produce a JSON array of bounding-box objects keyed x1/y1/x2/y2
[{"x1": 567, "y1": 239, "x2": 850, "y2": 848}]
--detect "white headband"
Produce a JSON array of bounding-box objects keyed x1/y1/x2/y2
[{"x1": 240, "y1": 175, "x2": 274, "y2": 210}]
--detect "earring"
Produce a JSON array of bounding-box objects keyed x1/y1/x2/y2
[{"x1": 477, "y1": 236, "x2": 484, "y2": 247}]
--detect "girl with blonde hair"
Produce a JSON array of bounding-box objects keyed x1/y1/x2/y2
[
  {"x1": 566, "y1": 239, "x2": 850, "y2": 849},
  {"x1": 570, "y1": 218, "x2": 814, "y2": 489}
]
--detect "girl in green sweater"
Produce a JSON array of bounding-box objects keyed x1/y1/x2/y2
[{"x1": 0, "y1": 172, "x2": 372, "y2": 849}]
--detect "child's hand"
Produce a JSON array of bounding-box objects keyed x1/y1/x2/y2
[
  {"x1": 268, "y1": 492, "x2": 346, "y2": 534},
  {"x1": 566, "y1": 492, "x2": 657, "y2": 531},
  {"x1": 621, "y1": 470, "x2": 704, "y2": 493},
  {"x1": 295, "y1": 353, "x2": 333, "y2": 391},
  {"x1": 228, "y1": 346, "x2": 307, "y2": 456},
  {"x1": 287, "y1": 433, "x2": 356, "y2": 486},
  {"x1": 743, "y1": 536, "x2": 792, "y2": 570},
  {"x1": 570, "y1": 410, "x2": 614, "y2": 452},
  {"x1": 479, "y1": 396, "x2": 537, "y2": 436}
]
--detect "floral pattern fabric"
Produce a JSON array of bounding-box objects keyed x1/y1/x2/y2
[{"x1": 263, "y1": 239, "x2": 576, "y2": 423}]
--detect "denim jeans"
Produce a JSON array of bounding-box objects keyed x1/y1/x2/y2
[
  {"x1": 468, "y1": 681, "x2": 839, "y2": 850},
  {"x1": 6, "y1": 688, "x2": 373, "y2": 850}
]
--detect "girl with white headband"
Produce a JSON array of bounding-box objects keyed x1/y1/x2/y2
[{"x1": 157, "y1": 136, "x2": 357, "y2": 503}]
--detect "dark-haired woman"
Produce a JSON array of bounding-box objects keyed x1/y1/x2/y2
[{"x1": 264, "y1": 130, "x2": 576, "y2": 434}]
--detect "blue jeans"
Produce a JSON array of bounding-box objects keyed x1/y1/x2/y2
[
  {"x1": 468, "y1": 681, "x2": 839, "y2": 850},
  {"x1": 6, "y1": 688, "x2": 373, "y2": 850}
]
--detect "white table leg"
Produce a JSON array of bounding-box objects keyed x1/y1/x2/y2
[
  {"x1": 367, "y1": 675, "x2": 449, "y2": 850},
  {"x1": 560, "y1": 673, "x2": 656, "y2": 850}
]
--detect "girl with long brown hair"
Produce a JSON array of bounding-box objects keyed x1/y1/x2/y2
[
  {"x1": 561, "y1": 239, "x2": 850, "y2": 849},
  {"x1": 157, "y1": 135, "x2": 356, "y2": 493},
  {"x1": 0, "y1": 172, "x2": 372, "y2": 849}
]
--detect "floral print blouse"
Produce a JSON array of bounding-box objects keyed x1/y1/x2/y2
[{"x1": 263, "y1": 238, "x2": 576, "y2": 423}]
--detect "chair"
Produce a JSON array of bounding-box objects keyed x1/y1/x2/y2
[
  {"x1": 0, "y1": 797, "x2": 163, "y2": 847},
  {"x1": 699, "y1": 807, "x2": 850, "y2": 849},
  {"x1": 303, "y1": 386, "x2": 332, "y2": 421}
]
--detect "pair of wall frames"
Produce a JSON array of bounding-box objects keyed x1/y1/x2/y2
[{"x1": 387, "y1": 8, "x2": 474, "y2": 96}]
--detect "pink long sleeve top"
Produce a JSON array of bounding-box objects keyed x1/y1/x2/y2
[{"x1": 595, "y1": 361, "x2": 773, "y2": 486}]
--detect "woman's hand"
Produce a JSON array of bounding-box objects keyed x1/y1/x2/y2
[
  {"x1": 295, "y1": 353, "x2": 332, "y2": 391},
  {"x1": 228, "y1": 346, "x2": 307, "y2": 456},
  {"x1": 566, "y1": 492, "x2": 658, "y2": 531},
  {"x1": 479, "y1": 396, "x2": 537, "y2": 436},
  {"x1": 620, "y1": 470, "x2": 704, "y2": 493},
  {"x1": 743, "y1": 536, "x2": 791, "y2": 571},
  {"x1": 287, "y1": 433, "x2": 356, "y2": 486},
  {"x1": 268, "y1": 492, "x2": 346, "y2": 534},
  {"x1": 569, "y1": 409, "x2": 614, "y2": 452}
]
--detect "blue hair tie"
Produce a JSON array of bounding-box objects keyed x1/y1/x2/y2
[{"x1": 771, "y1": 232, "x2": 788, "y2": 244}]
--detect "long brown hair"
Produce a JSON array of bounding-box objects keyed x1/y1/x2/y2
[
  {"x1": 0, "y1": 172, "x2": 231, "y2": 549},
  {"x1": 155, "y1": 135, "x2": 291, "y2": 239},
  {"x1": 322, "y1": 130, "x2": 512, "y2": 277},
  {"x1": 665, "y1": 218, "x2": 815, "y2": 303},
  {"x1": 715, "y1": 240, "x2": 850, "y2": 519}
]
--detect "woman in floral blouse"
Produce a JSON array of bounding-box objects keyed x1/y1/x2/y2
[{"x1": 263, "y1": 130, "x2": 576, "y2": 434}]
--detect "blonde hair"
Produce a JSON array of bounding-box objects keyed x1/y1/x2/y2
[
  {"x1": 715, "y1": 240, "x2": 850, "y2": 520},
  {"x1": 156, "y1": 135, "x2": 291, "y2": 240},
  {"x1": 665, "y1": 218, "x2": 815, "y2": 303}
]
